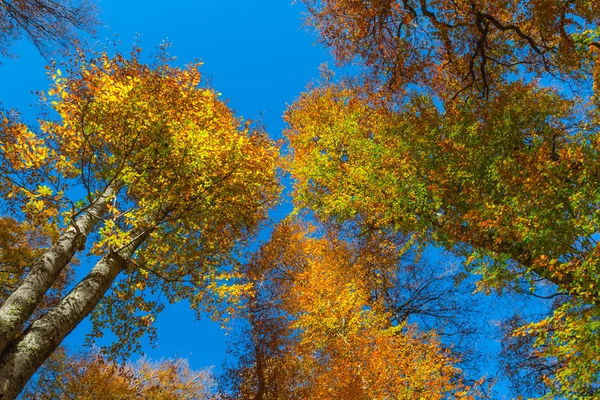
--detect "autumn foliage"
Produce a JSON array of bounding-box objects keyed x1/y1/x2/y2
[
  {"x1": 221, "y1": 221, "x2": 482, "y2": 399},
  {"x1": 0, "y1": 46, "x2": 280, "y2": 397},
  {"x1": 285, "y1": 0, "x2": 600, "y2": 397},
  {"x1": 2, "y1": 0, "x2": 600, "y2": 398},
  {"x1": 302, "y1": 0, "x2": 599, "y2": 98},
  {"x1": 22, "y1": 347, "x2": 218, "y2": 399}
]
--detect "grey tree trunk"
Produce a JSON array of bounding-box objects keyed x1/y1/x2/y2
[
  {"x1": 0, "y1": 228, "x2": 149, "y2": 399},
  {"x1": 0, "y1": 183, "x2": 120, "y2": 355}
]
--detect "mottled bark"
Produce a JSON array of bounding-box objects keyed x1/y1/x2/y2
[
  {"x1": 0, "y1": 183, "x2": 120, "y2": 355},
  {"x1": 0, "y1": 227, "x2": 149, "y2": 399}
]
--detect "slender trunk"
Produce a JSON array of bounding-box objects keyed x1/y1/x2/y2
[
  {"x1": 0, "y1": 228, "x2": 149, "y2": 399},
  {"x1": 248, "y1": 301, "x2": 265, "y2": 400},
  {"x1": 0, "y1": 183, "x2": 120, "y2": 354}
]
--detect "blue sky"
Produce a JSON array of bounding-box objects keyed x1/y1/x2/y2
[{"x1": 0, "y1": 0, "x2": 330, "y2": 373}]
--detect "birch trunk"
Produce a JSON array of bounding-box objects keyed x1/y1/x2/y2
[
  {"x1": 0, "y1": 183, "x2": 120, "y2": 354},
  {"x1": 0, "y1": 228, "x2": 149, "y2": 399}
]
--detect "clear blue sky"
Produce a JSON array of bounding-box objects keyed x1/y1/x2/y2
[{"x1": 0, "y1": 0, "x2": 330, "y2": 373}]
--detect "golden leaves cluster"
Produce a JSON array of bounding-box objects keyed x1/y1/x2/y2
[
  {"x1": 1, "y1": 46, "x2": 281, "y2": 357},
  {"x1": 230, "y1": 221, "x2": 479, "y2": 399}
]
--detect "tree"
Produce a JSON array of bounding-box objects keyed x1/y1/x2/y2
[
  {"x1": 0, "y1": 0, "x2": 97, "y2": 57},
  {"x1": 0, "y1": 46, "x2": 280, "y2": 398},
  {"x1": 301, "y1": 0, "x2": 599, "y2": 98},
  {"x1": 286, "y1": 1, "x2": 600, "y2": 396},
  {"x1": 285, "y1": 77, "x2": 600, "y2": 398},
  {"x1": 500, "y1": 301, "x2": 600, "y2": 399},
  {"x1": 286, "y1": 79, "x2": 597, "y2": 295},
  {"x1": 0, "y1": 216, "x2": 75, "y2": 328},
  {"x1": 221, "y1": 221, "x2": 483, "y2": 399},
  {"x1": 220, "y1": 222, "x2": 306, "y2": 400},
  {"x1": 21, "y1": 347, "x2": 219, "y2": 399},
  {"x1": 498, "y1": 314, "x2": 557, "y2": 399}
]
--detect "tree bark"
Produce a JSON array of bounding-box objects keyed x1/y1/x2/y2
[
  {"x1": 0, "y1": 182, "x2": 120, "y2": 355},
  {"x1": 0, "y1": 228, "x2": 149, "y2": 399},
  {"x1": 249, "y1": 307, "x2": 266, "y2": 400}
]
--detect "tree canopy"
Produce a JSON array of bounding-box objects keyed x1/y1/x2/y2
[
  {"x1": 221, "y1": 221, "x2": 483, "y2": 399},
  {"x1": 0, "y1": 46, "x2": 280, "y2": 397},
  {"x1": 2, "y1": 0, "x2": 600, "y2": 398},
  {"x1": 283, "y1": 0, "x2": 600, "y2": 397},
  {"x1": 302, "y1": 0, "x2": 599, "y2": 98}
]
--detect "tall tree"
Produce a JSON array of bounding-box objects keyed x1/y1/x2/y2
[
  {"x1": 222, "y1": 221, "x2": 484, "y2": 399},
  {"x1": 285, "y1": 78, "x2": 600, "y2": 397},
  {"x1": 0, "y1": 0, "x2": 97, "y2": 57},
  {"x1": 0, "y1": 46, "x2": 280, "y2": 398},
  {"x1": 286, "y1": 1, "x2": 600, "y2": 396}
]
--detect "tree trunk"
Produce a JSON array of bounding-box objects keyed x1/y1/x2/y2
[
  {"x1": 0, "y1": 228, "x2": 149, "y2": 399},
  {"x1": 248, "y1": 301, "x2": 266, "y2": 400},
  {"x1": 0, "y1": 183, "x2": 120, "y2": 355}
]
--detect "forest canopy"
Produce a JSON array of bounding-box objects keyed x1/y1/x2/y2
[{"x1": 1, "y1": 0, "x2": 599, "y2": 398}]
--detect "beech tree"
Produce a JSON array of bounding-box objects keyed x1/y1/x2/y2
[
  {"x1": 285, "y1": 75, "x2": 600, "y2": 399},
  {"x1": 221, "y1": 221, "x2": 483, "y2": 399},
  {"x1": 22, "y1": 347, "x2": 218, "y2": 399},
  {"x1": 286, "y1": 0, "x2": 600, "y2": 396},
  {"x1": 0, "y1": 47, "x2": 280, "y2": 398},
  {"x1": 0, "y1": 0, "x2": 97, "y2": 57},
  {"x1": 0, "y1": 216, "x2": 71, "y2": 307},
  {"x1": 301, "y1": 0, "x2": 599, "y2": 98}
]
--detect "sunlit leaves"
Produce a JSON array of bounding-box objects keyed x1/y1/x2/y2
[
  {"x1": 223, "y1": 221, "x2": 480, "y2": 399},
  {"x1": 39, "y1": 47, "x2": 282, "y2": 356},
  {"x1": 510, "y1": 301, "x2": 600, "y2": 399},
  {"x1": 22, "y1": 347, "x2": 219, "y2": 399},
  {"x1": 286, "y1": 78, "x2": 600, "y2": 299},
  {"x1": 285, "y1": 74, "x2": 600, "y2": 396},
  {"x1": 0, "y1": 45, "x2": 280, "y2": 361}
]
